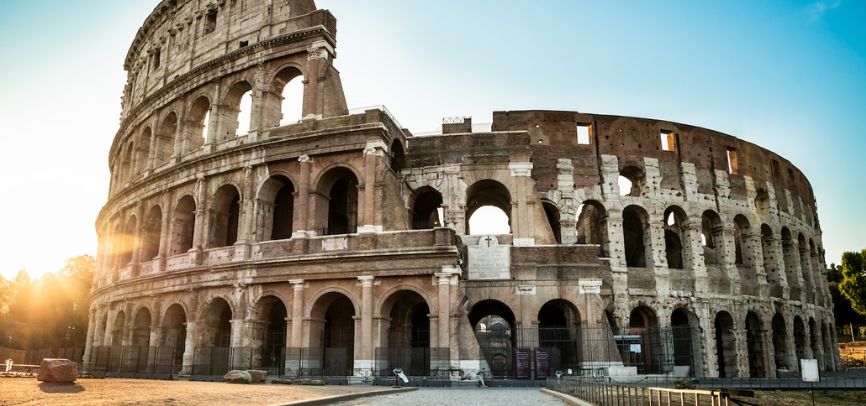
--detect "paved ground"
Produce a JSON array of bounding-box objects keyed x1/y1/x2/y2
[{"x1": 333, "y1": 387, "x2": 566, "y2": 406}]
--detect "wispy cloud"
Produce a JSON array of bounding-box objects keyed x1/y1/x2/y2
[{"x1": 807, "y1": 0, "x2": 841, "y2": 23}]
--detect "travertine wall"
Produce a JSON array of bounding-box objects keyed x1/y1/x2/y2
[{"x1": 86, "y1": 0, "x2": 838, "y2": 380}]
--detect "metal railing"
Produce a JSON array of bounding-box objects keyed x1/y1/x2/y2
[{"x1": 548, "y1": 376, "x2": 730, "y2": 405}]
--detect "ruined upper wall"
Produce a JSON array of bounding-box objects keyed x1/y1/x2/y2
[
  {"x1": 409, "y1": 110, "x2": 817, "y2": 219},
  {"x1": 119, "y1": 0, "x2": 331, "y2": 122}
]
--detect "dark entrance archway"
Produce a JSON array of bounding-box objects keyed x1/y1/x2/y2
[
  {"x1": 195, "y1": 298, "x2": 232, "y2": 374},
  {"x1": 379, "y1": 290, "x2": 431, "y2": 376},
  {"x1": 714, "y1": 311, "x2": 738, "y2": 378},
  {"x1": 626, "y1": 306, "x2": 661, "y2": 374},
  {"x1": 671, "y1": 308, "x2": 701, "y2": 375},
  {"x1": 745, "y1": 311, "x2": 768, "y2": 377},
  {"x1": 772, "y1": 313, "x2": 790, "y2": 372},
  {"x1": 469, "y1": 300, "x2": 516, "y2": 378},
  {"x1": 310, "y1": 292, "x2": 356, "y2": 376},
  {"x1": 537, "y1": 299, "x2": 581, "y2": 375},
  {"x1": 255, "y1": 296, "x2": 287, "y2": 375},
  {"x1": 160, "y1": 304, "x2": 187, "y2": 374}
]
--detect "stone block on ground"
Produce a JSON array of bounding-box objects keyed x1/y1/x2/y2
[
  {"x1": 37, "y1": 359, "x2": 78, "y2": 383},
  {"x1": 223, "y1": 370, "x2": 252, "y2": 384},
  {"x1": 246, "y1": 369, "x2": 267, "y2": 383}
]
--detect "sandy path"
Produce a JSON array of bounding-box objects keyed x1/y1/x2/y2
[{"x1": 0, "y1": 378, "x2": 387, "y2": 406}]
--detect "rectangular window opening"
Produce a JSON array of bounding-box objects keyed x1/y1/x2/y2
[
  {"x1": 205, "y1": 11, "x2": 218, "y2": 34},
  {"x1": 153, "y1": 48, "x2": 161, "y2": 69},
  {"x1": 576, "y1": 124, "x2": 591, "y2": 145},
  {"x1": 726, "y1": 147, "x2": 739, "y2": 175},
  {"x1": 660, "y1": 130, "x2": 677, "y2": 151},
  {"x1": 239, "y1": 40, "x2": 249, "y2": 48}
]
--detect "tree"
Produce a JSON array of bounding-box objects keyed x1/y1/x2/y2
[
  {"x1": 827, "y1": 262, "x2": 866, "y2": 326},
  {"x1": 838, "y1": 249, "x2": 866, "y2": 318}
]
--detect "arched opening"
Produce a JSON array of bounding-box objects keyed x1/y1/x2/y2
[
  {"x1": 140, "y1": 206, "x2": 162, "y2": 261},
  {"x1": 259, "y1": 175, "x2": 295, "y2": 241},
  {"x1": 745, "y1": 311, "x2": 767, "y2": 377},
  {"x1": 781, "y1": 228, "x2": 801, "y2": 301},
  {"x1": 663, "y1": 206, "x2": 688, "y2": 270},
  {"x1": 155, "y1": 112, "x2": 177, "y2": 166},
  {"x1": 822, "y1": 322, "x2": 834, "y2": 371},
  {"x1": 169, "y1": 196, "x2": 196, "y2": 256},
  {"x1": 254, "y1": 296, "x2": 287, "y2": 375},
  {"x1": 798, "y1": 233, "x2": 813, "y2": 303},
  {"x1": 208, "y1": 185, "x2": 241, "y2": 248},
  {"x1": 223, "y1": 81, "x2": 254, "y2": 137},
  {"x1": 702, "y1": 210, "x2": 729, "y2": 293},
  {"x1": 671, "y1": 308, "x2": 700, "y2": 375},
  {"x1": 623, "y1": 205, "x2": 650, "y2": 268},
  {"x1": 130, "y1": 308, "x2": 152, "y2": 372},
  {"x1": 118, "y1": 215, "x2": 138, "y2": 266},
  {"x1": 734, "y1": 215, "x2": 758, "y2": 295},
  {"x1": 469, "y1": 300, "x2": 517, "y2": 378},
  {"x1": 793, "y1": 316, "x2": 807, "y2": 365},
  {"x1": 808, "y1": 318, "x2": 821, "y2": 369},
  {"x1": 160, "y1": 304, "x2": 187, "y2": 374},
  {"x1": 309, "y1": 292, "x2": 356, "y2": 376},
  {"x1": 619, "y1": 166, "x2": 645, "y2": 197},
  {"x1": 195, "y1": 298, "x2": 233, "y2": 375},
  {"x1": 626, "y1": 306, "x2": 661, "y2": 374},
  {"x1": 542, "y1": 201, "x2": 562, "y2": 244},
  {"x1": 466, "y1": 180, "x2": 512, "y2": 235},
  {"x1": 390, "y1": 139, "x2": 406, "y2": 173},
  {"x1": 714, "y1": 311, "x2": 738, "y2": 378},
  {"x1": 121, "y1": 142, "x2": 135, "y2": 183},
  {"x1": 317, "y1": 167, "x2": 359, "y2": 235},
  {"x1": 272, "y1": 66, "x2": 304, "y2": 126},
  {"x1": 761, "y1": 224, "x2": 783, "y2": 298},
  {"x1": 576, "y1": 200, "x2": 608, "y2": 256},
  {"x1": 538, "y1": 299, "x2": 581, "y2": 375},
  {"x1": 411, "y1": 187, "x2": 443, "y2": 229},
  {"x1": 111, "y1": 311, "x2": 126, "y2": 347},
  {"x1": 380, "y1": 290, "x2": 430, "y2": 376},
  {"x1": 136, "y1": 127, "x2": 152, "y2": 174},
  {"x1": 772, "y1": 313, "x2": 789, "y2": 371},
  {"x1": 185, "y1": 96, "x2": 210, "y2": 151}
]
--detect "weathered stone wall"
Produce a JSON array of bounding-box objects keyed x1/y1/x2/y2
[{"x1": 86, "y1": 0, "x2": 838, "y2": 380}]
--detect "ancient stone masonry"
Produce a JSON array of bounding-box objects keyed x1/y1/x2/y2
[{"x1": 85, "y1": 0, "x2": 839, "y2": 380}]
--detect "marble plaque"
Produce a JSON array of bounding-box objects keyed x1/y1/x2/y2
[{"x1": 468, "y1": 235, "x2": 510, "y2": 280}]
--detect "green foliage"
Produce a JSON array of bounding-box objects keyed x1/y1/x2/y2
[
  {"x1": 0, "y1": 255, "x2": 94, "y2": 350},
  {"x1": 839, "y1": 249, "x2": 866, "y2": 318},
  {"x1": 827, "y1": 262, "x2": 866, "y2": 326}
]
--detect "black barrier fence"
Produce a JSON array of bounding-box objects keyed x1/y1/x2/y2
[{"x1": 72, "y1": 325, "x2": 697, "y2": 378}]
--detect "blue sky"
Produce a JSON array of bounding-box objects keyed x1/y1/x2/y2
[{"x1": 0, "y1": 1, "x2": 863, "y2": 278}]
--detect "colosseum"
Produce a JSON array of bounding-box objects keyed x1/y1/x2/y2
[{"x1": 84, "y1": 0, "x2": 840, "y2": 383}]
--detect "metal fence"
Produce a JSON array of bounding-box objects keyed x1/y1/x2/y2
[{"x1": 547, "y1": 376, "x2": 731, "y2": 406}]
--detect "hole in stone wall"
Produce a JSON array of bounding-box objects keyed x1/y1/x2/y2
[
  {"x1": 280, "y1": 76, "x2": 304, "y2": 125},
  {"x1": 205, "y1": 10, "x2": 217, "y2": 34},
  {"x1": 660, "y1": 130, "x2": 677, "y2": 152},
  {"x1": 623, "y1": 205, "x2": 649, "y2": 268},
  {"x1": 576, "y1": 124, "x2": 591, "y2": 145},
  {"x1": 412, "y1": 187, "x2": 443, "y2": 229},
  {"x1": 466, "y1": 180, "x2": 511, "y2": 235},
  {"x1": 542, "y1": 201, "x2": 561, "y2": 244},
  {"x1": 618, "y1": 166, "x2": 645, "y2": 197},
  {"x1": 236, "y1": 90, "x2": 253, "y2": 136},
  {"x1": 726, "y1": 148, "x2": 739, "y2": 175},
  {"x1": 468, "y1": 206, "x2": 510, "y2": 235}
]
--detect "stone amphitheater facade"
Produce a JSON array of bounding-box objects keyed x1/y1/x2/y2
[{"x1": 84, "y1": 0, "x2": 839, "y2": 380}]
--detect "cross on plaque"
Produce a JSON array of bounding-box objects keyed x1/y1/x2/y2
[{"x1": 484, "y1": 235, "x2": 494, "y2": 247}]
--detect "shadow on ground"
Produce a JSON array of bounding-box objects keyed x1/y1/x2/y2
[{"x1": 38, "y1": 382, "x2": 86, "y2": 393}]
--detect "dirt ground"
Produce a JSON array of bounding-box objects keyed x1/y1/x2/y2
[
  {"x1": 732, "y1": 390, "x2": 866, "y2": 405},
  {"x1": 0, "y1": 378, "x2": 389, "y2": 406}
]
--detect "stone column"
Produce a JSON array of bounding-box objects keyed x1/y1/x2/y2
[
  {"x1": 509, "y1": 161, "x2": 535, "y2": 245},
  {"x1": 180, "y1": 321, "x2": 196, "y2": 375},
  {"x1": 234, "y1": 166, "x2": 255, "y2": 259},
  {"x1": 356, "y1": 276, "x2": 375, "y2": 374},
  {"x1": 191, "y1": 177, "x2": 207, "y2": 264},
  {"x1": 82, "y1": 310, "x2": 97, "y2": 370},
  {"x1": 686, "y1": 222, "x2": 710, "y2": 292},
  {"x1": 148, "y1": 326, "x2": 162, "y2": 371},
  {"x1": 437, "y1": 265, "x2": 460, "y2": 369},
  {"x1": 295, "y1": 155, "x2": 314, "y2": 236},
  {"x1": 359, "y1": 141, "x2": 385, "y2": 233},
  {"x1": 130, "y1": 203, "x2": 145, "y2": 277},
  {"x1": 157, "y1": 193, "x2": 172, "y2": 272},
  {"x1": 289, "y1": 280, "x2": 306, "y2": 348}
]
